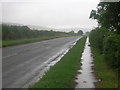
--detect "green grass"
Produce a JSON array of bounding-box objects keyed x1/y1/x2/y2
[
  {"x1": 2, "y1": 35, "x2": 71, "y2": 47},
  {"x1": 30, "y1": 36, "x2": 87, "y2": 88},
  {"x1": 91, "y1": 47, "x2": 118, "y2": 88}
]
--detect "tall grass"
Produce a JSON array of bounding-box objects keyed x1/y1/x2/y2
[{"x1": 91, "y1": 46, "x2": 118, "y2": 88}]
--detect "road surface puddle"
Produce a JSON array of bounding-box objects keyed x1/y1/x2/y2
[{"x1": 75, "y1": 37, "x2": 97, "y2": 88}]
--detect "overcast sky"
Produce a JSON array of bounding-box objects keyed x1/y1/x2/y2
[{"x1": 2, "y1": 0, "x2": 100, "y2": 32}]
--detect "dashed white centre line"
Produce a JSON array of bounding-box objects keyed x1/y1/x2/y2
[{"x1": 3, "y1": 53, "x2": 18, "y2": 59}]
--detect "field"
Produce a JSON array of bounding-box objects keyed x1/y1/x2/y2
[{"x1": 2, "y1": 35, "x2": 71, "y2": 47}]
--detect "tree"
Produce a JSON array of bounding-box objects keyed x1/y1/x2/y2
[
  {"x1": 89, "y1": 2, "x2": 120, "y2": 34},
  {"x1": 89, "y1": 2, "x2": 120, "y2": 68},
  {"x1": 77, "y1": 30, "x2": 83, "y2": 35},
  {"x1": 68, "y1": 31, "x2": 75, "y2": 35},
  {"x1": 85, "y1": 32, "x2": 89, "y2": 35},
  {"x1": 2, "y1": 24, "x2": 73, "y2": 40}
]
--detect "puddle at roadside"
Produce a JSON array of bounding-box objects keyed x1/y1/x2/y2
[{"x1": 75, "y1": 37, "x2": 97, "y2": 88}]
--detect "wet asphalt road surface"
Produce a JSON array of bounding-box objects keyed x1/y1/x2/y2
[{"x1": 2, "y1": 36, "x2": 80, "y2": 88}]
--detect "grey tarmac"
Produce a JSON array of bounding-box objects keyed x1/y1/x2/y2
[{"x1": 2, "y1": 36, "x2": 80, "y2": 88}]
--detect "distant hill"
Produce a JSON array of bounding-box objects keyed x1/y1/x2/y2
[
  {"x1": 27, "y1": 25, "x2": 50, "y2": 30},
  {"x1": 2, "y1": 22, "x2": 91, "y2": 33},
  {"x1": 2, "y1": 22, "x2": 24, "y2": 26},
  {"x1": 53, "y1": 27, "x2": 91, "y2": 33},
  {"x1": 2, "y1": 22, "x2": 51, "y2": 30}
]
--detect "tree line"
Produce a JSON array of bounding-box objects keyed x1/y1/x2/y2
[
  {"x1": 2, "y1": 24, "x2": 84, "y2": 40},
  {"x1": 89, "y1": 2, "x2": 120, "y2": 68}
]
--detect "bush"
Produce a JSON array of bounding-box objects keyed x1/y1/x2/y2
[
  {"x1": 89, "y1": 27, "x2": 108, "y2": 53},
  {"x1": 103, "y1": 32, "x2": 120, "y2": 68},
  {"x1": 89, "y1": 27, "x2": 120, "y2": 68}
]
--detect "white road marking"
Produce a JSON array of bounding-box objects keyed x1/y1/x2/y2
[{"x1": 3, "y1": 53, "x2": 18, "y2": 59}]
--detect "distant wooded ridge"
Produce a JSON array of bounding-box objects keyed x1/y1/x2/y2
[{"x1": 1, "y1": 24, "x2": 84, "y2": 40}]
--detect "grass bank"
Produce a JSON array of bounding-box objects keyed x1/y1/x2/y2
[
  {"x1": 30, "y1": 36, "x2": 87, "y2": 88},
  {"x1": 2, "y1": 35, "x2": 71, "y2": 47},
  {"x1": 91, "y1": 47, "x2": 118, "y2": 88}
]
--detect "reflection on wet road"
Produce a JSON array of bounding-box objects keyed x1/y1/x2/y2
[{"x1": 75, "y1": 37, "x2": 97, "y2": 88}]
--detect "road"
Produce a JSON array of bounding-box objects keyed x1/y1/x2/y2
[{"x1": 2, "y1": 36, "x2": 80, "y2": 88}]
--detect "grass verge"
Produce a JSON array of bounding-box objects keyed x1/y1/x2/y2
[
  {"x1": 30, "y1": 36, "x2": 87, "y2": 88},
  {"x1": 91, "y1": 47, "x2": 118, "y2": 88},
  {"x1": 2, "y1": 35, "x2": 71, "y2": 47}
]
